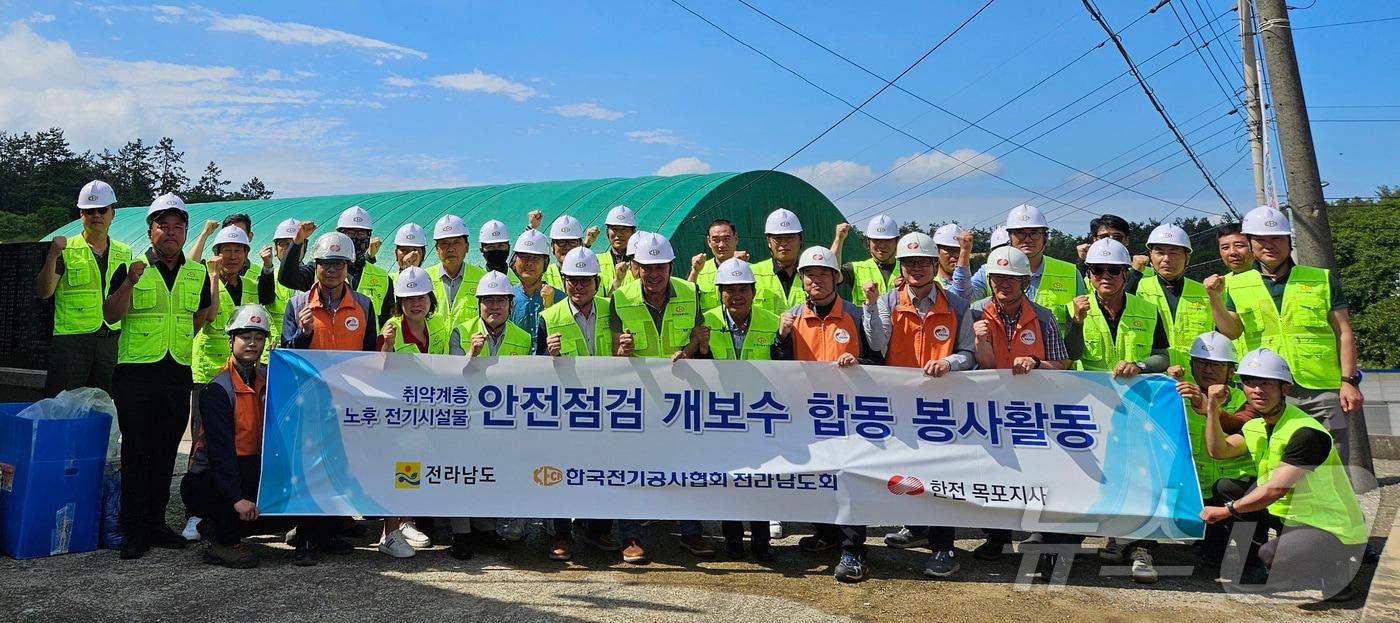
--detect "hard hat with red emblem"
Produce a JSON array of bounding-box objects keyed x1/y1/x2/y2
[
  {"x1": 225, "y1": 304, "x2": 272, "y2": 335},
  {"x1": 797, "y1": 245, "x2": 840, "y2": 272},
  {"x1": 895, "y1": 232, "x2": 937, "y2": 259}
]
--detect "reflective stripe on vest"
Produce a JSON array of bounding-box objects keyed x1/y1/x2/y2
[
  {"x1": 612, "y1": 277, "x2": 698, "y2": 357},
  {"x1": 539, "y1": 297, "x2": 612, "y2": 357},
  {"x1": 703, "y1": 307, "x2": 778, "y2": 361},
  {"x1": 1241, "y1": 405, "x2": 1367, "y2": 544},
  {"x1": 752, "y1": 259, "x2": 806, "y2": 318},
  {"x1": 791, "y1": 300, "x2": 861, "y2": 362},
  {"x1": 308, "y1": 286, "x2": 370, "y2": 350},
  {"x1": 191, "y1": 273, "x2": 260, "y2": 384},
  {"x1": 1076, "y1": 292, "x2": 1158, "y2": 371},
  {"x1": 356, "y1": 262, "x2": 391, "y2": 320},
  {"x1": 1184, "y1": 386, "x2": 1256, "y2": 499},
  {"x1": 850, "y1": 258, "x2": 899, "y2": 306},
  {"x1": 458, "y1": 317, "x2": 533, "y2": 356},
  {"x1": 117, "y1": 260, "x2": 206, "y2": 365},
  {"x1": 54, "y1": 236, "x2": 131, "y2": 335},
  {"x1": 1225, "y1": 266, "x2": 1340, "y2": 389},
  {"x1": 385, "y1": 314, "x2": 450, "y2": 354},
  {"x1": 885, "y1": 283, "x2": 956, "y2": 368},
  {"x1": 1135, "y1": 274, "x2": 1214, "y2": 376},
  {"x1": 979, "y1": 297, "x2": 1047, "y2": 368}
]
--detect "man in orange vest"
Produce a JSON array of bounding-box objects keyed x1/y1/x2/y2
[
  {"x1": 280, "y1": 232, "x2": 378, "y2": 352},
  {"x1": 967, "y1": 246, "x2": 1077, "y2": 576},
  {"x1": 861, "y1": 232, "x2": 976, "y2": 579},
  {"x1": 773, "y1": 245, "x2": 883, "y2": 583}
]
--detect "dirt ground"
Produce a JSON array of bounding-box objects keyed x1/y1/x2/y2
[{"x1": 4, "y1": 456, "x2": 1395, "y2": 623}]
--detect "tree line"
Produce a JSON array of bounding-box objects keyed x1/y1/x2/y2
[{"x1": 0, "y1": 128, "x2": 273, "y2": 242}]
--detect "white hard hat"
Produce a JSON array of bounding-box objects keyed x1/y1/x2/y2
[
  {"x1": 932, "y1": 222, "x2": 962, "y2": 248},
  {"x1": 513, "y1": 229, "x2": 549, "y2": 255},
  {"x1": 478, "y1": 219, "x2": 510, "y2": 244},
  {"x1": 1189, "y1": 331, "x2": 1237, "y2": 364},
  {"x1": 864, "y1": 215, "x2": 898, "y2": 240},
  {"x1": 549, "y1": 215, "x2": 584, "y2": 240},
  {"x1": 433, "y1": 214, "x2": 468, "y2": 240},
  {"x1": 212, "y1": 225, "x2": 250, "y2": 250},
  {"x1": 310, "y1": 231, "x2": 355, "y2": 262},
  {"x1": 796, "y1": 245, "x2": 839, "y2": 273},
  {"x1": 989, "y1": 226, "x2": 1010, "y2": 249},
  {"x1": 1084, "y1": 238, "x2": 1132, "y2": 266},
  {"x1": 714, "y1": 257, "x2": 756, "y2": 285},
  {"x1": 896, "y1": 232, "x2": 937, "y2": 259},
  {"x1": 626, "y1": 230, "x2": 650, "y2": 256},
  {"x1": 394, "y1": 266, "x2": 433, "y2": 297},
  {"x1": 1242, "y1": 205, "x2": 1291, "y2": 236},
  {"x1": 336, "y1": 205, "x2": 373, "y2": 230},
  {"x1": 632, "y1": 232, "x2": 675, "y2": 265},
  {"x1": 77, "y1": 180, "x2": 116, "y2": 209},
  {"x1": 605, "y1": 205, "x2": 638, "y2": 228},
  {"x1": 1006, "y1": 203, "x2": 1048, "y2": 229},
  {"x1": 1238, "y1": 348, "x2": 1293, "y2": 385},
  {"x1": 147, "y1": 193, "x2": 188, "y2": 221},
  {"x1": 274, "y1": 218, "x2": 299, "y2": 241},
  {"x1": 476, "y1": 271, "x2": 515, "y2": 298},
  {"x1": 985, "y1": 246, "x2": 1032, "y2": 277},
  {"x1": 764, "y1": 208, "x2": 803, "y2": 235},
  {"x1": 1147, "y1": 223, "x2": 1192, "y2": 251},
  {"x1": 394, "y1": 222, "x2": 427, "y2": 247},
  {"x1": 224, "y1": 304, "x2": 272, "y2": 335},
  {"x1": 561, "y1": 247, "x2": 601, "y2": 277}
]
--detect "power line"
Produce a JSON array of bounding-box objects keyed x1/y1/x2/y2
[
  {"x1": 1168, "y1": 0, "x2": 1247, "y2": 117},
  {"x1": 1292, "y1": 15, "x2": 1400, "y2": 31},
  {"x1": 1082, "y1": 0, "x2": 1237, "y2": 216}
]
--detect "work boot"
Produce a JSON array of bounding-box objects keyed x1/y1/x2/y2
[
  {"x1": 149, "y1": 524, "x2": 188, "y2": 550},
  {"x1": 293, "y1": 538, "x2": 318, "y2": 567},
  {"x1": 203, "y1": 542, "x2": 259, "y2": 569},
  {"x1": 884, "y1": 526, "x2": 930, "y2": 549},
  {"x1": 450, "y1": 533, "x2": 473, "y2": 561},
  {"x1": 119, "y1": 534, "x2": 149, "y2": 560}
]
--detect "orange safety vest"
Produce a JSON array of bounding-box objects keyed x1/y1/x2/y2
[
  {"x1": 792, "y1": 299, "x2": 861, "y2": 362},
  {"x1": 190, "y1": 359, "x2": 266, "y2": 466},
  {"x1": 980, "y1": 297, "x2": 1046, "y2": 369},
  {"x1": 885, "y1": 283, "x2": 957, "y2": 368},
  {"x1": 308, "y1": 285, "x2": 370, "y2": 350}
]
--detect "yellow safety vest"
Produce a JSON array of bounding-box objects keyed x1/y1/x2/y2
[
  {"x1": 384, "y1": 314, "x2": 450, "y2": 355},
  {"x1": 117, "y1": 259, "x2": 206, "y2": 366},
  {"x1": 1183, "y1": 386, "x2": 1256, "y2": 499},
  {"x1": 849, "y1": 258, "x2": 899, "y2": 306},
  {"x1": 612, "y1": 277, "x2": 698, "y2": 358},
  {"x1": 1226, "y1": 266, "x2": 1340, "y2": 390},
  {"x1": 695, "y1": 258, "x2": 720, "y2": 312},
  {"x1": 596, "y1": 249, "x2": 635, "y2": 295},
  {"x1": 1135, "y1": 273, "x2": 1215, "y2": 375},
  {"x1": 54, "y1": 236, "x2": 131, "y2": 335},
  {"x1": 191, "y1": 273, "x2": 259, "y2": 384},
  {"x1": 426, "y1": 262, "x2": 486, "y2": 328},
  {"x1": 457, "y1": 317, "x2": 533, "y2": 356},
  {"x1": 264, "y1": 271, "x2": 292, "y2": 362},
  {"x1": 703, "y1": 307, "x2": 778, "y2": 360},
  {"x1": 1241, "y1": 405, "x2": 1367, "y2": 544},
  {"x1": 1076, "y1": 292, "x2": 1158, "y2": 371},
  {"x1": 542, "y1": 263, "x2": 564, "y2": 291},
  {"x1": 751, "y1": 259, "x2": 805, "y2": 318},
  {"x1": 356, "y1": 261, "x2": 391, "y2": 320},
  {"x1": 539, "y1": 297, "x2": 612, "y2": 357}
]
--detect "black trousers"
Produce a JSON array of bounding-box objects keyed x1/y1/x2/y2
[
  {"x1": 551, "y1": 518, "x2": 612, "y2": 541},
  {"x1": 44, "y1": 332, "x2": 119, "y2": 397},
  {"x1": 814, "y1": 523, "x2": 867, "y2": 556},
  {"x1": 1201, "y1": 477, "x2": 1274, "y2": 565},
  {"x1": 181, "y1": 469, "x2": 330, "y2": 546},
  {"x1": 722, "y1": 521, "x2": 772, "y2": 547},
  {"x1": 113, "y1": 366, "x2": 192, "y2": 540}
]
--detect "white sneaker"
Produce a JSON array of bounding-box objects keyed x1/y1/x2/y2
[
  {"x1": 399, "y1": 522, "x2": 431, "y2": 549},
  {"x1": 182, "y1": 517, "x2": 202, "y2": 542},
  {"x1": 1130, "y1": 548, "x2": 1158, "y2": 584},
  {"x1": 379, "y1": 530, "x2": 417, "y2": 558},
  {"x1": 768, "y1": 521, "x2": 784, "y2": 539},
  {"x1": 1098, "y1": 537, "x2": 1128, "y2": 563}
]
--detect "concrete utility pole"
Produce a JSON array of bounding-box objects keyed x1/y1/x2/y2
[{"x1": 1239, "y1": 0, "x2": 1267, "y2": 207}]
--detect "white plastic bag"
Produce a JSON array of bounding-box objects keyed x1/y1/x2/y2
[{"x1": 17, "y1": 388, "x2": 121, "y2": 469}]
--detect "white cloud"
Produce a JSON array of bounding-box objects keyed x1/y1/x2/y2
[
  {"x1": 25, "y1": 12, "x2": 56, "y2": 24},
  {"x1": 551, "y1": 102, "x2": 624, "y2": 121},
  {"x1": 427, "y1": 70, "x2": 538, "y2": 101},
  {"x1": 256, "y1": 69, "x2": 316, "y2": 82},
  {"x1": 383, "y1": 75, "x2": 417, "y2": 88},
  {"x1": 786, "y1": 160, "x2": 875, "y2": 193},
  {"x1": 626, "y1": 128, "x2": 682, "y2": 145},
  {"x1": 656, "y1": 157, "x2": 712, "y2": 176},
  {"x1": 889, "y1": 148, "x2": 1001, "y2": 183}
]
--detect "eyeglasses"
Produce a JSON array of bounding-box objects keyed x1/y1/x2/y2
[
  {"x1": 80, "y1": 206, "x2": 111, "y2": 216},
  {"x1": 1095, "y1": 231, "x2": 1128, "y2": 242},
  {"x1": 316, "y1": 260, "x2": 349, "y2": 270},
  {"x1": 1087, "y1": 265, "x2": 1126, "y2": 277},
  {"x1": 1009, "y1": 229, "x2": 1046, "y2": 239}
]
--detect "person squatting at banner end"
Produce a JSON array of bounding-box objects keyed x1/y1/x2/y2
[{"x1": 46, "y1": 178, "x2": 1367, "y2": 598}]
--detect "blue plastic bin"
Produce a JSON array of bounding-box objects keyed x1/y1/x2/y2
[{"x1": 0, "y1": 402, "x2": 111, "y2": 559}]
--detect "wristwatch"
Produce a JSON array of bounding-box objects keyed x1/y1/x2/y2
[
  {"x1": 1133, "y1": 361, "x2": 1147, "y2": 373},
  {"x1": 1030, "y1": 355, "x2": 1042, "y2": 370},
  {"x1": 1225, "y1": 500, "x2": 1244, "y2": 519},
  {"x1": 1342, "y1": 372, "x2": 1363, "y2": 387}
]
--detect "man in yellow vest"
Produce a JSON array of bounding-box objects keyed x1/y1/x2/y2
[
  {"x1": 278, "y1": 206, "x2": 395, "y2": 329},
  {"x1": 533, "y1": 247, "x2": 621, "y2": 559},
  {"x1": 425, "y1": 214, "x2": 485, "y2": 329},
  {"x1": 1063, "y1": 237, "x2": 1169, "y2": 582},
  {"x1": 1075, "y1": 214, "x2": 1148, "y2": 293},
  {"x1": 971, "y1": 204, "x2": 1085, "y2": 332},
  {"x1": 751, "y1": 208, "x2": 807, "y2": 316},
  {"x1": 1136, "y1": 224, "x2": 1215, "y2": 380},
  {"x1": 478, "y1": 219, "x2": 512, "y2": 275},
  {"x1": 509, "y1": 229, "x2": 556, "y2": 353},
  {"x1": 1204, "y1": 206, "x2": 1364, "y2": 465},
  {"x1": 609, "y1": 232, "x2": 712, "y2": 562},
  {"x1": 102, "y1": 193, "x2": 218, "y2": 559},
  {"x1": 596, "y1": 205, "x2": 638, "y2": 294},
  {"x1": 542, "y1": 215, "x2": 585, "y2": 291},
  {"x1": 831, "y1": 214, "x2": 900, "y2": 306},
  {"x1": 261, "y1": 218, "x2": 302, "y2": 359},
  {"x1": 687, "y1": 218, "x2": 749, "y2": 312},
  {"x1": 1200, "y1": 348, "x2": 1367, "y2": 600},
  {"x1": 931, "y1": 222, "x2": 974, "y2": 301},
  {"x1": 391, "y1": 222, "x2": 427, "y2": 272},
  {"x1": 1215, "y1": 222, "x2": 1254, "y2": 275},
  {"x1": 37, "y1": 180, "x2": 132, "y2": 396}
]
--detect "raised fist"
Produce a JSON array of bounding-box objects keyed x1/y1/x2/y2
[
  {"x1": 127, "y1": 260, "x2": 146, "y2": 284},
  {"x1": 295, "y1": 221, "x2": 318, "y2": 244},
  {"x1": 49, "y1": 236, "x2": 67, "y2": 258},
  {"x1": 779, "y1": 312, "x2": 795, "y2": 336},
  {"x1": 1071, "y1": 295, "x2": 1090, "y2": 324}
]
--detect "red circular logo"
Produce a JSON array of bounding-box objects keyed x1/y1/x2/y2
[
  {"x1": 906, "y1": 242, "x2": 918, "y2": 249},
  {"x1": 887, "y1": 474, "x2": 924, "y2": 496},
  {"x1": 996, "y1": 258, "x2": 1009, "y2": 266}
]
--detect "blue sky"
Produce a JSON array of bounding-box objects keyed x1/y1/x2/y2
[{"x1": 1, "y1": 1, "x2": 1395, "y2": 230}]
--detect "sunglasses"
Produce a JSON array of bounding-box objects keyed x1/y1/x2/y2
[
  {"x1": 1088, "y1": 265, "x2": 1126, "y2": 277},
  {"x1": 80, "y1": 206, "x2": 111, "y2": 216},
  {"x1": 1095, "y1": 231, "x2": 1127, "y2": 242}
]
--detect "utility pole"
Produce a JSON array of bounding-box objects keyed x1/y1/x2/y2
[
  {"x1": 1255, "y1": 0, "x2": 1374, "y2": 490},
  {"x1": 1239, "y1": 0, "x2": 1267, "y2": 207}
]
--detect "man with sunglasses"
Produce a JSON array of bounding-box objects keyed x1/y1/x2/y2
[
  {"x1": 970, "y1": 204, "x2": 1086, "y2": 334},
  {"x1": 278, "y1": 206, "x2": 395, "y2": 330},
  {"x1": 1075, "y1": 214, "x2": 1148, "y2": 293},
  {"x1": 37, "y1": 180, "x2": 132, "y2": 397}
]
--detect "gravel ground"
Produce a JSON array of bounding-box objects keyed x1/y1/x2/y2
[{"x1": 3, "y1": 455, "x2": 1395, "y2": 623}]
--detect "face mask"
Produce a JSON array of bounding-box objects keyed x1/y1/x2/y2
[
  {"x1": 483, "y1": 249, "x2": 510, "y2": 273},
  {"x1": 352, "y1": 237, "x2": 371, "y2": 262}
]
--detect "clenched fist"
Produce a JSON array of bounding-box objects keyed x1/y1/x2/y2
[
  {"x1": 48, "y1": 236, "x2": 67, "y2": 258},
  {"x1": 1203, "y1": 274, "x2": 1226, "y2": 298},
  {"x1": 127, "y1": 260, "x2": 146, "y2": 284},
  {"x1": 1070, "y1": 295, "x2": 1090, "y2": 325},
  {"x1": 779, "y1": 312, "x2": 795, "y2": 337},
  {"x1": 294, "y1": 221, "x2": 318, "y2": 244}
]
